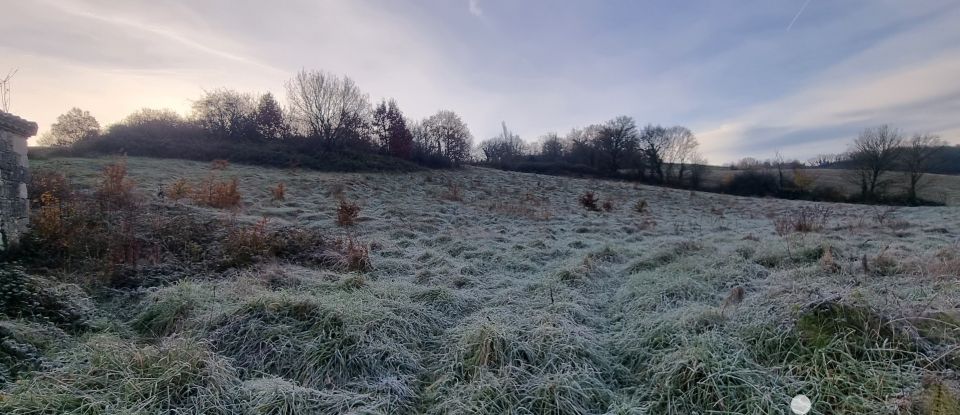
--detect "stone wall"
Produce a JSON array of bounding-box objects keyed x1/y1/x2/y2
[{"x1": 0, "y1": 111, "x2": 37, "y2": 251}]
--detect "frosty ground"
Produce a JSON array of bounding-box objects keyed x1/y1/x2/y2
[{"x1": 2, "y1": 156, "x2": 959, "y2": 414}]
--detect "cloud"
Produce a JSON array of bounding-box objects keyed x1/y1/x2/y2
[
  {"x1": 3, "y1": 0, "x2": 959, "y2": 159},
  {"x1": 694, "y1": 3, "x2": 960, "y2": 163},
  {"x1": 468, "y1": 0, "x2": 483, "y2": 17}
]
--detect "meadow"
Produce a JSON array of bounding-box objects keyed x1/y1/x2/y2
[{"x1": 1, "y1": 156, "x2": 959, "y2": 414}]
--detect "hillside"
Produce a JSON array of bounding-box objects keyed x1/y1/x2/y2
[
  {"x1": 2, "y1": 156, "x2": 959, "y2": 414},
  {"x1": 702, "y1": 166, "x2": 960, "y2": 206}
]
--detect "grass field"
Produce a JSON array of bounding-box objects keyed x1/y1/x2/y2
[
  {"x1": 701, "y1": 166, "x2": 960, "y2": 206},
  {"x1": 2, "y1": 156, "x2": 960, "y2": 414}
]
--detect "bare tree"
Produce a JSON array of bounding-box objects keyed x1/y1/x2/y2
[
  {"x1": 662, "y1": 126, "x2": 700, "y2": 184},
  {"x1": 595, "y1": 116, "x2": 639, "y2": 175},
  {"x1": 479, "y1": 122, "x2": 525, "y2": 165},
  {"x1": 773, "y1": 151, "x2": 786, "y2": 189},
  {"x1": 285, "y1": 70, "x2": 370, "y2": 149},
  {"x1": 421, "y1": 110, "x2": 473, "y2": 166},
  {"x1": 638, "y1": 123, "x2": 668, "y2": 181},
  {"x1": 1, "y1": 69, "x2": 16, "y2": 112},
  {"x1": 848, "y1": 125, "x2": 904, "y2": 201},
  {"x1": 191, "y1": 89, "x2": 256, "y2": 140},
  {"x1": 565, "y1": 126, "x2": 600, "y2": 167},
  {"x1": 539, "y1": 132, "x2": 564, "y2": 161},
  {"x1": 902, "y1": 133, "x2": 946, "y2": 203},
  {"x1": 39, "y1": 108, "x2": 100, "y2": 146}
]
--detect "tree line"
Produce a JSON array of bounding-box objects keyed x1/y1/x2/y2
[
  {"x1": 476, "y1": 117, "x2": 707, "y2": 188},
  {"x1": 39, "y1": 69, "x2": 474, "y2": 170},
  {"x1": 725, "y1": 125, "x2": 955, "y2": 205}
]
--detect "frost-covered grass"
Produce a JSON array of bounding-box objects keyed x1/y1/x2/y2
[{"x1": 3, "y1": 156, "x2": 959, "y2": 414}]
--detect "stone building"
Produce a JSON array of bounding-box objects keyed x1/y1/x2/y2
[{"x1": 0, "y1": 111, "x2": 37, "y2": 251}]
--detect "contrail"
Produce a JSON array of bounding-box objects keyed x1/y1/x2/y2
[{"x1": 787, "y1": 0, "x2": 811, "y2": 31}]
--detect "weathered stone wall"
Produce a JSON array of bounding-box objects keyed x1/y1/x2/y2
[{"x1": 0, "y1": 112, "x2": 36, "y2": 251}]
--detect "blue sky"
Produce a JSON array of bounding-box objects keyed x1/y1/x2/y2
[{"x1": 2, "y1": 0, "x2": 959, "y2": 162}]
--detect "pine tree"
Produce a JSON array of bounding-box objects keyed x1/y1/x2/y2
[
  {"x1": 386, "y1": 101, "x2": 413, "y2": 159},
  {"x1": 255, "y1": 92, "x2": 287, "y2": 140}
]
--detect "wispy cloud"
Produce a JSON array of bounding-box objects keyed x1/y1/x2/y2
[
  {"x1": 468, "y1": 0, "x2": 483, "y2": 17},
  {"x1": 3, "y1": 0, "x2": 958, "y2": 157},
  {"x1": 786, "y1": 0, "x2": 811, "y2": 31}
]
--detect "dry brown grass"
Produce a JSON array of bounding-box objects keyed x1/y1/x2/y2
[
  {"x1": 28, "y1": 169, "x2": 72, "y2": 206},
  {"x1": 336, "y1": 198, "x2": 361, "y2": 227},
  {"x1": 271, "y1": 182, "x2": 286, "y2": 202},
  {"x1": 192, "y1": 176, "x2": 242, "y2": 209},
  {"x1": 210, "y1": 159, "x2": 230, "y2": 170},
  {"x1": 336, "y1": 237, "x2": 372, "y2": 272},
  {"x1": 165, "y1": 178, "x2": 192, "y2": 201},
  {"x1": 441, "y1": 180, "x2": 463, "y2": 202},
  {"x1": 486, "y1": 192, "x2": 552, "y2": 221},
  {"x1": 222, "y1": 217, "x2": 272, "y2": 267},
  {"x1": 95, "y1": 158, "x2": 137, "y2": 208},
  {"x1": 773, "y1": 206, "x2": 831, "y2": 236}
]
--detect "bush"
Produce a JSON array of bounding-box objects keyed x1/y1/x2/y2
[
  {"x1": 210, "y1": 159, "x2": 230, "y2": 170},
  {"x1": 336, "y1": 198, "x2": 361, "y2": 227},
  {"x1": 165, "y1": 178, "x2": 192, "y2": 200},
  {"x1": 95, "y1": 158, "x2": 137, "y2": 208},
  {"x1": 579, "y1": 192, "x2": 601, "y2": 211},
  {"x1": 64, "y1": 127, "x2": 425, "y2": 173},
  {"x1": 222, "y1": 218, "x2": 272, "y2": 268},
  {"x1": 633, "y1": 199, "x2": 649, "y2": 214},
  {"x1": 28, "y1": 170, "x2": 71, "y2": 207},
  {"x1": 340, "y1": 238, "x2": 372, "y2": 272},
  {"x1": 724, "y1": 170, "x2": 780, "y2": 197},
  {"x1": 192, "y1": 176, "x2": 242, "y2": 209}
]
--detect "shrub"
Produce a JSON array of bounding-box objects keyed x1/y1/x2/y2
[
  {"x1": 601, "y1": 200, "x2": 614, "y2": 212},
  {"x1": 341, "y1": 238, "x2": 372, "y2": 272},
  {"x1": 165, "y1": 178, "x2": 192, "y2": 201},
  {"x1": 222, "y1": 218, "x2": 272, "y2": 268},
  {"x1": 192, "y1": 176, "x2": 242, "y2": 209},
  {"x1": 336, "y1": 198, "x2": 361, "y2": 227},
  {"x1": 633, "y1": 199, "x2": 649, "y2": 214},
  {"x1": 28, "y1": 170, "x2": 71, "y2": 207},
  {"x1": 210, "y1": 159, "x2": 230, "y2": 170},
  {"x1": 95, "y1": 158, "x2": 137, "y2": 208},
  {"x1": 271, "y1": 182, "x2": 285, "y2": 202},
  {"x1": 579, "y1": 192, "x2": 600, "y2": 211}
]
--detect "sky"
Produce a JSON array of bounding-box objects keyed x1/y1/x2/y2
[{"x1": 2, "y1": 0, "x2": 960, "y2": 163}]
